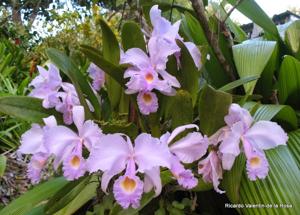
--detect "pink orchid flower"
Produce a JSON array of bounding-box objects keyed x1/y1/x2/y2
[
  {"x1": 218, "y1": 104, "x2": 288, "y2": 180},
  {"x1": 18, "y1": 116, "x2": 57, "y2": 183},
  {"x1": 160, "y1": 124, "x2": 208, "y2": 189},
  {"x1": 29, "y1": 63, "x2": 62, "y2": 108},
  {"x1": 86, "y1": 133, "x2": 171, "y2": 209},
  {"x1": 88, "y1": 63, "x2": 105, "y2": 91},
  {"x1": 45, "y1": 106, "x2": 102, "y2": 180},
  {"x1": 150, "y1": 5, "x2": 202, "y2": 70}
]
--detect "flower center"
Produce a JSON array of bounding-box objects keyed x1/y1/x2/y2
[
  {"x1": 145, "y1": 73, "x2": 154, "y2": 83},
  {"x1": 142, "y1": 93, "x2": 152, "y2": 104},
  {"x1": 121, "y1": 176, "x2": 137, "y2": 193},
  {"x1": 250, "y1": 156, "x2": 261, "y2": 168},
  {"x1": 70, "y1": 155, "x2": 81, "y2": 169}
]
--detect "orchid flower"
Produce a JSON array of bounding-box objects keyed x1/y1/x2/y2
[
  {"x1": 29, "y1": 63, "x2": 62, "y2": 108},
  {"x1": 87, "y1": 133, "x2": 171, "y2": 209},
  {"x1": 45, "y1": 106, "x2": 102, "y2": 180},
  {"x1": 55, "y1": 83, "x2": 81, "y2": 125},
  {"x1": 217, "y1": 104, "x2": 288, "y2": 180},
  {"x1": 150, "y1": 5, "x2": 202, "y2": 70},
  {"x1": 18, "y1": 116, "x2": 57, "y2": 183},
  {"x1": 160, "y1": 124, "x2": 208, "y2": 189},
  {"x1": 198, "y1": 150, "x2": 224, "y2": 194},
  {"x1": 88, "y1": 63, "x2": 105, "y2": 91}
]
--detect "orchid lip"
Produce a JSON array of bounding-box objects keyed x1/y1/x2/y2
[
  {"x1": 145, "y1": 73, "x2": 154, "y2": 84},
  {"x1": 121, "y1": 176, "x2": 137, "y2": 193},
  {"x1": 250, "y1": 156, "x2": 261, "y2": 168},
  {"x1": 70, "y1": 155, "x2": 81, "y2": 169},
  {"x1": 142, "y1": 93, "x2": 153, "y2": 104}
]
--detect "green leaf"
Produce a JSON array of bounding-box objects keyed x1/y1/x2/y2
[
  {"x1": 218, "y1": 75, "x2": 260, "y2": 92},
  {"x1": 177, "y1": 41, "x2": 200, "y2": 106},
  {"x1": 227, "y1": 0, "x2": 279, "y2": 39},
  {"x1": 232, "y1": 41, "x2": 276, "y2": 94},
  {"x1": 278, "y1": 55, "x2": 300, "y2": 109},
  {"x1": 45, "y1": 176, "x2": 91, "y2": 214},
  {"x1": 46, "y1": 48, "x2": 101, "y2": 120},
  {"x1": 121, "y1": 21, "x2": 146, "y2": 52},
  {"x1": 0, "y1": 96, "x2": 61, "y2": 123},
  {"x1": 54, "y1": 176, "x2": 98, "y2": 215},
  {"x1": 0, "y1": 177, "x2": 68, "y2": 215},
  {"x1": 80, "y1": 45, "x2": 125, "y2": 86},
  {"x1": 100, "y1": 19, "x2": 122, "y2": 111},
  {"x1": 287, "y1": 129, "x2": 300, "y2": 168},
  {"x1": 222, "y1": 155, "x2": 246, "y2": 204},
  {"x1": 238, "y1": 146, "x2": 300, "y2": 215},
  {"x1": 164, "y1": 90, "x2": 194, "y2": 130},
  {"x1": 253, "y1": 104, "x2": 297, "y2": 130},
  {"x1": 0, "y1": 155, "x2": 7, "y2": 177},
  {"x1": 285, "y1": 20, "x2": 300, "y2": 59},
  {"x1": 198, "y1": 85, "x2": 232, "y2": 136}
]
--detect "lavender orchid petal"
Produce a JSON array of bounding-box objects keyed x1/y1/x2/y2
[
  {"x1": 86, "y1": 134, "x2": 132, "y2": 172},
  {"x1": 184, "y1": 42, "x2": 202, "y2": 70},
  {"x1": 134, "y1": 133, "x2": 171, "y2": 172},
  {"x1": 243, "y1": 121, "x2": 288, "y2": 150},
  {"x1": 167, "y1": 124, "x2": 199, "y2": 144},
  {"x1": 120, "y1": 48, "x2": 151, "y2": 69},
  {"x1": 169, "y1": 132, "x2": 209, "y2": 163},
  {"x1": 144, "y1": 167, "x2": 162, "y2": 196}
]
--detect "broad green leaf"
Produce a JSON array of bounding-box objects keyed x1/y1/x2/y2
[
  {"x1": 54, "y1": 176, "x2": 98, "y2": 215},
  {"x1": 218, "y1": 75, "x2": 260, "y2": 92},
  {"x1": 227, "y1": 0, "x2": 279, "y2": 39},
  {"x1": 0, "y1": 155, "x2": 6, "y2": 177},
  {"x1": 0, "y1": 96, "x2": 61, "y2": 123},
  {"x1": 121, "y1": 21, "x2": 146, "y2": 52},
  {"x1": 100, "y1": 19, "x2": 122, "y2": 111},
  {"x1": 164, "y1": 90, "x2": 194, "y2": 130},
  {"x1": 287, "y1": 129, "x2": 300, "y2": 168},
  {"x1": 45, "y1": 176, "x2": 91, "y2": 214},
  {"x1": 238, "y1": 146, "x2": 300, "y2": 215},
  {"x1": 198, "y1": 85, "x2": 232, "y2": 136},
  {"x1": 177, "y1": 41, "x2": 200, "y2": 105},
  {"x1": 253, "y1": 104, "x2": 297, "y2": 130},
  {"x1": 80, "y1": 45, "x2": 125, "y2": 86},
  {"x1": 0, "y1": 177, "x2": 68, "y2": 215},
  {"x1": 46, "y1": 48, "x2": 101, "y2": 120},
  {"x1": 285, "y1": 20, "x2": 300, "y2": 59},
  {"x1": 181, "y1": 12, "x2": 229, "y2": 87},
  {"x1": 222, "y1": 155, "x2": 246, "y2": 205},
  {"x1": 256, "y1": 43, "x2": 279, "y2": 99},
  {"x1": 278, "y1": 55, "x2": 300, "y2": 109},
  {"x1": 232, "y1": 41, "x2": 276, "y2": 94}
]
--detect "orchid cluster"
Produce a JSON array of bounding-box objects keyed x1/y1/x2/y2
[
  {"x1": 18, "y1": 5, "x2": 289, "y2": 210},
  {"x1": 29, "y1": 62, "x2": 105, "y2": 125},
  {"x1": 18, "y1": 101, "x2": 287, "y2": 208},
  {"x1": 120, "y1": 5, "x2": 201, "y2": 115}
]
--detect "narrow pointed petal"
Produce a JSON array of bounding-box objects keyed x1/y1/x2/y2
[
  {"x1": 134, "y1": 133, "x2": 171, "y2": 172},
  {"x1": 244, "y1": 121, "x2": 288, "y2": 150},
  {"x1": 184, "y1": 42, "x2": 202, "y2": 70},
  {"x1": 120, "y1": 48, "x2": 150, "y2": 69},
  {"x1": 144, "y1": 167, "x2": 162, "y2": 196},
  {"x1": 167, "y1": 124, "x2": 199, "y2": 144},
  {"x1": 72, "y1": 106, "x2": 85, "y2": 132},
  {"x1": 169, "y1": 132, "x2": 208, "y2": 163}
]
